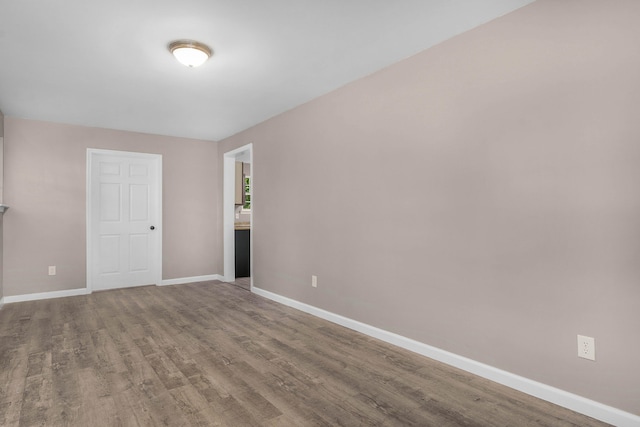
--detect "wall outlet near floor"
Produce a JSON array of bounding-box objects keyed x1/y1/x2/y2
[
  {"x1": 48, "y1": 266, "x2": 56, "y2": 276},
  {"x1": 311, "y1": 275, "x2": 318, "y2": 288},
  {"x1": 577, "y1": 335, "x2": 595, "y2": 361}
]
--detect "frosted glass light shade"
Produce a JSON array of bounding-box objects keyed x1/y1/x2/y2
[{"x1": 169, "y1": 40, "x2": 212, "y2": 67}]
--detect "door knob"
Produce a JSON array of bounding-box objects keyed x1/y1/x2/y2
[{"x1": 150, "y1": 226, "x2": 155, "y2": 230}]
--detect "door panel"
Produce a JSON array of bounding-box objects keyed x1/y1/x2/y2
[
  {"x1": 100, "y1": 183, "x2": 121, "y2": 221},
  {"x1": 89, "y1": 150, "x2": 161, "y2": 291},
  {"x1": 99, "y1": 235, "x2": 120, "y2": 274},
  {"x1": 130, "y1": 234, "x2": 149, "y2": 272},
  {"x1": 130, "y1": 184, "x2": 149, "y2": 221}
]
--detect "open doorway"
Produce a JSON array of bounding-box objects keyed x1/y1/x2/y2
[{"x1": 223, "y1": 144, "x2": 253, "y2": 291}]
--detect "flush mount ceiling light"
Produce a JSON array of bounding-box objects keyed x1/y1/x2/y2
[{"x1": 168, "y1": 40, "x2": 212, "y2": 67}]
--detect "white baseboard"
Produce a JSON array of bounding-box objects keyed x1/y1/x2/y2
[
  {"x1": 3, "y1": 288, "x2": 90, "y2": 303},
  {"x1": 252, "y1": 286, "x2": 640, "y2": 427},
  {"x1": 159, "y1": 274, "x2": 223, "y2": 286},
  {"x1": 1, "y1": 275, "x2": 224, "y2": 303}
]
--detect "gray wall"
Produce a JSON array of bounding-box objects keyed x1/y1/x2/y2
[
  {"x1": 0, "y1": 108, "x2": 4, "y2": 201},
  {"x1": 0, "y1": 213, "x2": 3, "y2": 301},
  {"x1": 0, "y1": 109, "x2": 4, "y2": 301},
  {"x1": 219, "y1": 0, "x2": 640, "y2": 415},
  {"x1": 3, "y1": 118, "x2": 220, "y2": 296}
]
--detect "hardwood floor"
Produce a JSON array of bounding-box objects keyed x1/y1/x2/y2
[
  {"x1": 229, "y1": 277, "x2": 251, "y2": 292},
  {"x1": 0, "y1": 281, "x2": 609, "y2": 426}
]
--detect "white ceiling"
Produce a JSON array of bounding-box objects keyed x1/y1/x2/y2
[{"x1": 0, "y1": 0, "x2": 534, "y2": 141}]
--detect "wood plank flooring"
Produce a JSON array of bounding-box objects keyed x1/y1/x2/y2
[
  {"x1": 229, "y1": 277, "x2": 251, "y2": 292},
  {"x1": 0, "y1": 281, "x2": 609, "y2": 426}
]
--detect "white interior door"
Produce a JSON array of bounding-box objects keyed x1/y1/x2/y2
[{"x1": 88, "y1": 149, "x2": 162, "y2": 291}]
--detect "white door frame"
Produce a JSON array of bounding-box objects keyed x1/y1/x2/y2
[
  {"x1": 223, "y1": 143, "x2": 253, "y2": 284},
  {"x1": 86, "y1": 148, "x2": 163, "y2": 292}
]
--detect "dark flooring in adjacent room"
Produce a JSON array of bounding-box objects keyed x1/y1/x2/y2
[{"x1": 0, "y1": 281, "x2": 610, "y2": 426}]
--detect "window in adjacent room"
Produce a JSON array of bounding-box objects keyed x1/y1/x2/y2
[{"x1": 242, "y1": 176, "x2": 251, "y2": 211}]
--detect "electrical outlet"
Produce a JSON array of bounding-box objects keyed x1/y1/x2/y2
[
  {"x1": 48, "y1": 266, "x2": 56, "y2": 276},
  {"x1": 311, "y1": 275, "x2": 318, "y2": 288},
  {"x1": 577, "y1": 335, "x2": 595, "y2": 361}
]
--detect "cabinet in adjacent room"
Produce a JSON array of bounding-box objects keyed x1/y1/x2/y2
[
  {"x1": 235, "y1": 229, "x2": 250, "y2": 277},
  {"x1": 235, "y1": 162, "x2": 244, "y2": 205}
]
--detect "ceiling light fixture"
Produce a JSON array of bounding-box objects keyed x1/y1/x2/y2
[{"x1": 168, "y1": 40, "x2": 212, "y2": 68}]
